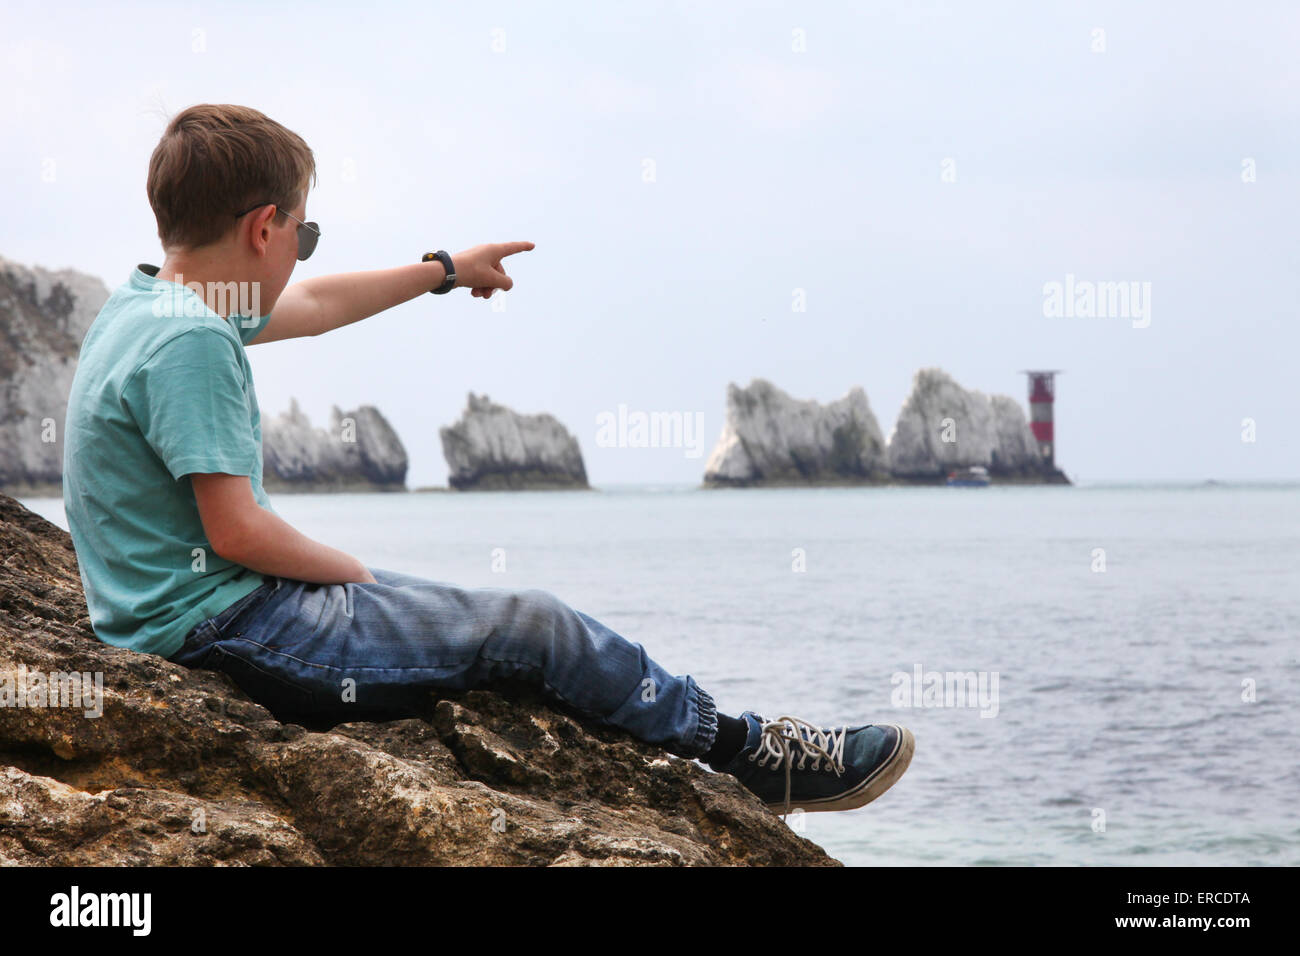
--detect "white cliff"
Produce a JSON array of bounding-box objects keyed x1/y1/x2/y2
[
  {"x1": 703, "y1": 379, "x2": 889, "y2": 486},
  {"x1": 440, "y1": 392, "x2": 589, "y2": 490},
  {"x1": 0, "y1": 256, "x2": 110, "y2": 495},
  {"x1": 886, "y1": 368, "x2": 1047, "y2": 478},
  {"x1": 263, "y1": 398, "x2": 408, "y2": 491}
]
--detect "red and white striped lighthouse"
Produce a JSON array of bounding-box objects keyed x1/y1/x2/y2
[{"x1": 1021, "y1": 371, "x2": 1061, "y2": 467}]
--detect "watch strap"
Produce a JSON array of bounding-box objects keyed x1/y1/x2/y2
[{"x1": 422, "y1": 250, "x2": 456, "y2": 294}]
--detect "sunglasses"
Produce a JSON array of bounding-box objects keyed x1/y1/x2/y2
[{"x1": 233, "y1": 201, "x2": 321, "y2": 260}]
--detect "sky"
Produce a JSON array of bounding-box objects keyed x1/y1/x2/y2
[{"x1": 3, "y1": 0, "x2": 1297, "y2": 486}]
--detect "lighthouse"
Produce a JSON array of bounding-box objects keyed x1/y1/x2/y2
[{"x1": 1021, "y1": 371, "x2": 1061, "y2": 467}]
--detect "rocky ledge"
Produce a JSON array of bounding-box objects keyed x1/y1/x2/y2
[
  {"x1": 0, "y1": 494, "x2": 833, "y2": 866},
  {"x1": 262, "y1": 398, "x2": 408, "y2": 493},
  {"x1": 440, "y1": 393, "x2": 589, "y2": 491}
]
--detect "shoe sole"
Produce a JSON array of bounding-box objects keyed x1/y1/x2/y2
[{"x1": 765, "y1": 724, "x2": 915, "y2": 814}]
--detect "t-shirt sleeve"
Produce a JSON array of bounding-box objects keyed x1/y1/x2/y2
[
  {"x1": 233, "y1": 312, "x2": 272, "y2": 345},
  {"x1": 122, "y1": 328, "x2": 260, "y2": 481}
]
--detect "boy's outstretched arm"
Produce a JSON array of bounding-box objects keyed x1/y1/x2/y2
[
  {"x1": 192, "y1": 473, "x2": 377, "y2": 584},
  {"x1": 249, "y1": 241, "x2": 535, "y2": 344}
]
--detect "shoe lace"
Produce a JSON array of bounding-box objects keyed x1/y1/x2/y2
[{"x1": 748, "y1": 715, "x2": 847, "y2": 819}]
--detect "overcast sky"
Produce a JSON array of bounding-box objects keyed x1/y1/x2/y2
[{"x1": 3, "y1": 0, "x2": 1297, "y2": 486}]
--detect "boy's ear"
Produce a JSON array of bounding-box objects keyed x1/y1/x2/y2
[{"x1": 245, "y1": 205, "x2": 279, "y2": 257}]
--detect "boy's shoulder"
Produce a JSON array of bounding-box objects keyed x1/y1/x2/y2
[{"x1": 87, "y1": 264, "x2": 249, "y2": 383}]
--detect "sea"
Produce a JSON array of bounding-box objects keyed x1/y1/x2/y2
[{"x1": 18, "y1": 482, "x2": 1300, "y2": 867}]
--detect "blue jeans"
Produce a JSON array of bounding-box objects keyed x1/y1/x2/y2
[{"x1": 166, "y1": 567, "x2": 719, "y2": 758}]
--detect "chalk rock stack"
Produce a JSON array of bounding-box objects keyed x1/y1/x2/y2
[
  {"x1": 887, "y1": 368, "x2": 1044, "y2": 479},
  {"x1": 262, "y1": 398, "x2": 408, "y2": 492},
  {"x1": 0, "y1": 256, "x2": 109, "y2": 496},
  {"x1": 703, "y1": 379, "x2": 889, "y2": 486},
  {"x1": 990, "y1": 395, "x2": 1046, "y2": 475},
  {"x1": 704, "y1": 369, "x2": 1067, "y2": 486},
  {"x1": 440, "y1": 392, "x2": 589, "y2": 490}
]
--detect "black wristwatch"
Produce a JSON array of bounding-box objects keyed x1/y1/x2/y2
[{"x1": 422, "y1": 250, "x2": 456, "y2": 294}]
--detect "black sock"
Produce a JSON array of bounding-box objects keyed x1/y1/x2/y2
[{"x1": 704, "y1": 712, "x2": 750, "y2": 767}]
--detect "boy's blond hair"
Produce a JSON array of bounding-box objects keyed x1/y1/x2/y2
[{"x1": 147, "y1": 103, "x2": 317, "y2": 251}]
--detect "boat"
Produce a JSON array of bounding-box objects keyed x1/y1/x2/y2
[{"x1": 946, "y1": 465, "x2": 990, "y2": 487}]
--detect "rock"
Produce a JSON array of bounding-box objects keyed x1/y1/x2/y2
[
  {"x1": 440, "y1": 393, "x2": 589, "y2": 491},
  {"x1": 0, "y1": 256, "x2": 109, "y2": 496},
  {"x1": 703, "y1": 379, "x2": 889, "y2": 487},
  {"x1": 704, "y1": 372, "x2": 1069, "y2": 486},
  {"x1": 990, "y1": 395, "x2": 1046, "y2": 476},
  {"x1": 886, "y1": 368, "x2": 1063, "y2": 481},
  {"x1": 262, "y1": 398, "x2": 408, "y2": 492},
  {"x1": 0, "y1": 493, "x2": 833, "y2": 866}
]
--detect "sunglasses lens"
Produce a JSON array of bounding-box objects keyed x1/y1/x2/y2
[{"x1": 297, "y1": 222, "x2": 320, "y2": 261}]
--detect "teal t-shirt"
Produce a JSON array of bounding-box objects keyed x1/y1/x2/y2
[{"x1": 63, "y1": 264, "x2": 276, "y2": 657}]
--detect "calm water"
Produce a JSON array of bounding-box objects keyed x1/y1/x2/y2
[{"x1": 21, "y1": 484, "x2": 1300, "y2": 866}]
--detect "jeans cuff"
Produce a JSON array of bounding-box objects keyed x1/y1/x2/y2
[{"x1": 685, "y1": 676, "x2": 718, "y2": 758}]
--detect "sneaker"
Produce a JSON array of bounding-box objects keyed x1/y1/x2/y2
[{"x1": 711, "y1": 713, "x2": 915, "y2": 817}]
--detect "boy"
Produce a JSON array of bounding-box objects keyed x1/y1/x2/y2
[{"x1": 62, "y1": 103, "x2": 914, "y2": 819}]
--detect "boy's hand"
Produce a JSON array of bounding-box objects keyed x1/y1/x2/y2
[{"x1": 453, "y1": 241, "x2": 535, "y2": 299}]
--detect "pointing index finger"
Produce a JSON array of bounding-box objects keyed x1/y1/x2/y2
[{"x1": 495, "y1": 241, "x2": 535, "y2": 258}]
